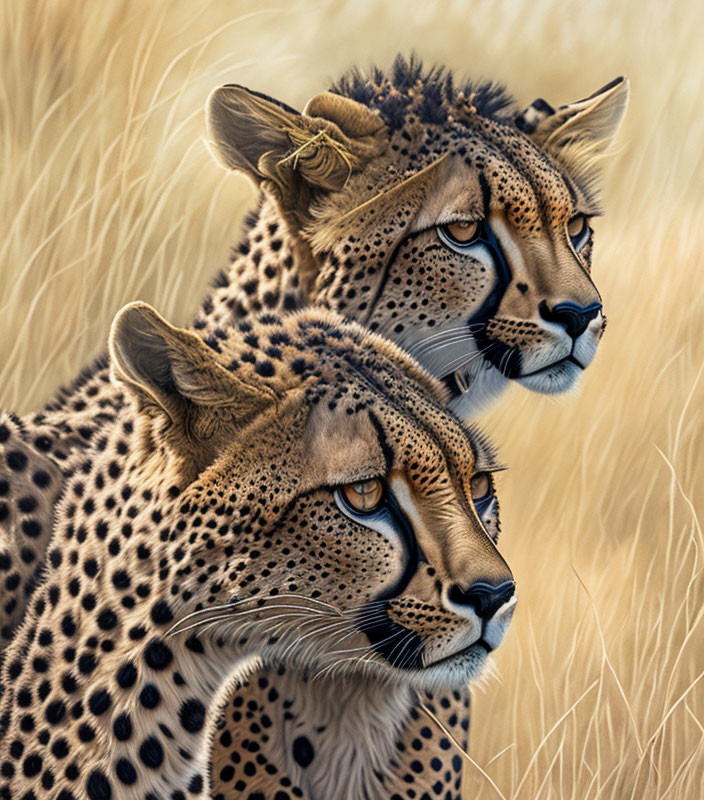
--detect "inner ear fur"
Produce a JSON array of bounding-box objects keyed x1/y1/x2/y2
[
  {"x1": 109, "y1": 302, "x2": 276, "y2": 431},
  {"x1": 516, "y1": 76, "x2": 629, "y2": 188},
  {"x1": 206, "y1": 84, "x2": 388, "y2": 223}
]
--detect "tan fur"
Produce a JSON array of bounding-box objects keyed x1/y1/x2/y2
[{"x1": 0, "y1": 305, "x2": 513, "y2": 799}]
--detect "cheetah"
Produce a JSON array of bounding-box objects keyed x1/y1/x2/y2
[
  {"x1": 0, "y1": 303, "x2": 515, "y2": 799},
  {"x1": 0, "y1": 55, "x2": 628, "y2": 796},
  {"x1": 0, "y1": 55, "x2": 627, "y2": 646},
  {"x1": 0, "y1": 361, "x2": 493, "y2": 800},
  {"x1": 203, "y1": 55, "x2": 629, "y2": 415},
  {"x1": 0, "y1": 363, "x2": 124, "y2": 647}
]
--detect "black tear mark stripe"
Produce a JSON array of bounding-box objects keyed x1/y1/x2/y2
[
  {"x1": 478, "y1": 172, "x2": 492, "y2": 219},
  {"x1": 368, "y1": 411, "x2": 394, "y2": 473}
]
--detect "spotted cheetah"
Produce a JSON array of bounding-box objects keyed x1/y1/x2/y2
[
  {"x1": 202, "y1": 56, "x2": 629, "y2": 415},
  {"x1": 0, "y1": 360, "x2": 492, "y2": 800},
  {"x1": 0, "y1": 56, "x2": 627, "y2": 641},
  {"x1": 0, "y1": 363, "x2": 124, "y2": 647},
  {"x1": 0, "y1": 55, "x2": 627, "y2": 797},
  {"x1": 0, "y1": 303, "x2": 515, "y2": 799}
]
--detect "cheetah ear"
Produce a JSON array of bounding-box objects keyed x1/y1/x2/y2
[
  {"x1": 302, "y1": 91, "x2": 387, "y2": 147},
  {"x1": 516, "y1": 77, "x2": 629, "y2": 190},
  {"x1": 206, "y1": 85, "x2": 387, "y2": 223},
  {"x1": 109, "y1": 302, "x2": 275, "y2": 429}
]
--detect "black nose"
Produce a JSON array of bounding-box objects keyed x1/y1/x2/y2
[
  {"x1": 539, "y1": 301, "x2": 601, "y2": 339},
  {"x1": 448, "y1": 580, "x2": 515, "y2": 621}
]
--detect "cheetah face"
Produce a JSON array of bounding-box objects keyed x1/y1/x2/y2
[
  {"x1": 352, "y1": 116, "x2": 620, "y2": 416},
  {"x1": 332, "y1": 466, "x2": 513, "y2": 691},
  {"x1": 111, "y1": 304, "x2": 515, "y2": 693},
  {"x1": 209, "y1": 63, "x2": 627, "y2": 417},
  {"x1": 206, "y1": 399, "x2": 514, "y2": 693},
  {"x1": 374, "y1": 180, "x2": 606, "y2": 418}
]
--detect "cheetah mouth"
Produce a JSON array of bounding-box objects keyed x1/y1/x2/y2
[
  {"x1": 443, "y1": 351, "x2": 585, "y2": 399},
  {"x1": 358, "y1": 604, "x2": 492, "y2": 672},
  {"x1": 424, "y1": 638, "x2": 493, "y2": 668},
  {"x1": 518, "y1": 354, "x2": 585, "y2": 378}
]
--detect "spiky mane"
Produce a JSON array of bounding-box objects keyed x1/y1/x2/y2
[{"x1": 330, "y1": 54, "x2": 517, "y2": 131}]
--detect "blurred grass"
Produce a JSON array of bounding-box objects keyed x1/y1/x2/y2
[{"x1": 1, "y1": 0, "x2": 703, "y2": 797}]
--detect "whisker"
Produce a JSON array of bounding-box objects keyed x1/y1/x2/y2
[
  {"x1": 406, "y1": 323, "x2": 485, "y2": 356},
  {"x1": 408, "y1": 331, "x2": 476, "y2": 358},
  {"x1": 166, "y1": 595, "x2": 340, "y2": 636},
  {"x1": 168, "y1": 605, "x2": 336, "y2": 638}
]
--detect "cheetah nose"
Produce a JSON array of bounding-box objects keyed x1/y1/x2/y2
[
  {"x1": 539, "y1": 301, "x2": 601, "y2": 339},
  {"x1": 448, "y1": 580, "x2": 515, "y2": 622}
]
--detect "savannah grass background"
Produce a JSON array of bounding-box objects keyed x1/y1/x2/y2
[{"x1": 1, "y1": 0, "x2": 703, "y2": 797}]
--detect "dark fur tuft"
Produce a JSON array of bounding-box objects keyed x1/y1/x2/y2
[{"x1": 330, "y1": 54, "x2": 516, "y2": 131}]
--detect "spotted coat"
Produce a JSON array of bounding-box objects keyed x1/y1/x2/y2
[
  {"x1": 0, "y1": 305, "x2": 514, "y2": 800},
  {"x1": 0, "y1": 56, "x2": 627, "y2": 797}
]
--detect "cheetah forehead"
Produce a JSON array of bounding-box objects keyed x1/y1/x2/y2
[
  {"x1": 191, "y1": 307, "x2": 494, "y2": 482},
  {"x1": 198, "y1": 306, "x2": 449, "y2": 407}
]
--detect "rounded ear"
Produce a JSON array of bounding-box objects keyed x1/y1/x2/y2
[
  {"x1": 206, "y1": 85, "x2": 301, "y2": 177},
  {"x1": 109, "y1": 302, "x2": 276, "y2": 427},
  {"x1": 516, "y1": 76, "x2": 629, "y2": 148},
  {"x1": 303, "y1": 91, "x2": 387, "y2": 142},
  {"x1": 516, "y1": 77, "x2": 629, "y2": 191},
  {"x1": 206, "y1": 84, "x2": 388, "y2": 222}
]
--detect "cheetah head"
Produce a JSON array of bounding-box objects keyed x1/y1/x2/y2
[
  {"x1": 207, "y1": 56, "x2": 628, "y2": 416},
  {"x1": 109, "y1": 303, "x2": 515, "y2": 691}
]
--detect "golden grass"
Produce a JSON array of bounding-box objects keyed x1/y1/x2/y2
[{"x1": 1, "y1": 1, "x2": 703, "y2": 797}]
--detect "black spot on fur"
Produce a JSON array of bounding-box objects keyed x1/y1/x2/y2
[
  {"x1": 138, "y1": 736, "x2": 164, "y2": 769},
  {"x1": 179, "y1": 698, "x2": 206, "y2": 734},
  {"x1": 86, "y1": 769, "x2": 112, "y2": 800},
  {"x1": 292, "y1": 736, "x2": 315, "y2": 768},
  {"x1": 144, "y1": 638, "x2": 173, "y2": 671},
  {"x1": 113, "y1": 713, "x2": 132, "y2": 741},
  {"x1": 88, "y1": 688, "x2": 112, "y2": 716},
  {"x1": 114, "y1": 758, "x2": 137, "y2": 785},
  {"x1": 150, "y1": 600, "x2": 173, "y2": 625}
]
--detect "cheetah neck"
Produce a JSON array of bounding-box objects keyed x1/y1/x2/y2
[
  {"x1": 217, "y1": 666, "x2": 419, "y2": 800},
  {"x1": 0, "y1": 415, "x2": 261, "y2": 799},
  {"x1": 197, "y1": 191, "x2": 393, "y2": 331},
  {"x1": 200, "y1": 195, "x2": 319, "y2": 327}
]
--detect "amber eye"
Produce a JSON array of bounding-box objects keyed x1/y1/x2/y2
[
  {"x1": 567, "y1": 214, "x2": 591, "y2": 250},
  {"x1": 341, "y1": 478, "x2": 384, "y2": 512},
  {"x1": 567, "y1": 214, "x2": 586, "y2": 237},
  {"x1": 469, "y1": 472, "x2": 491, "y2": 501},
  {"x1": 443, "y1": 220, "x2": 479, "y2": 243}
]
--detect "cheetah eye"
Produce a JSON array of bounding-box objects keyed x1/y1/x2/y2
[
  {"x1": 567, "y1": 214, "x2": 591, "y2": 251},
  {"x1": 442, "y1": 220, "x2": 480, "y2": 243},
  {"x1": 437, "y1": 220, "x2": 487, "y2": 254},
  {"x1": 340, "y1": 478, "x2": 384, "y2": 513},
  {"x1": 469, "y1": 471, "x2": 495, "y2": 523},
  {"x1": 469, "y1": 472, "x2": 491, "y2": 502}
]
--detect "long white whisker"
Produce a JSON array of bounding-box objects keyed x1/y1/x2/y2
[
  {"x1": 166, "y1": 597, "x2": 340, "y2": 637},
  {"x1": 409, "y1": 330, "x2": 475, "y2": 355}
]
